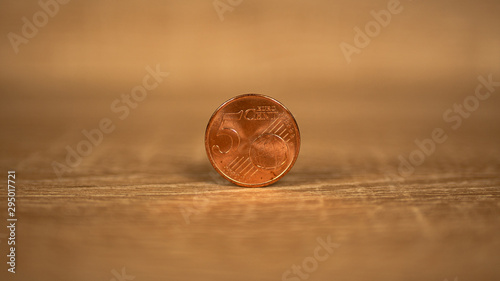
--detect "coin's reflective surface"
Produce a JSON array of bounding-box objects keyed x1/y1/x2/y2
[{"x1": 205, "y1": 94, "x2": 300, "y2": 187}]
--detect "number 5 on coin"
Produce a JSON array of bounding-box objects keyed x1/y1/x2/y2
[{"x1": 212, "y1": 110, "x2": 243, "y2": 154}]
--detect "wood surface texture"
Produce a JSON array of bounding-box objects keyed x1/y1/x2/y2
[
  {"x1": 1, "y1": 86, "x2": 499, "y2": 281},
  {"x1": 1, "y1": 1, "x2": 499, "y2": 280}
]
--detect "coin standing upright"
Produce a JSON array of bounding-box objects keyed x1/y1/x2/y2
[{"x1": 205, "y1": 94, "x2": 300, "y2": 187}]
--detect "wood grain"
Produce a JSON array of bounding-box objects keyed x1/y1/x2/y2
[
  {"x1": 1, "y1": 86, "x2": 499, "y2": 281},
  {"x1": 1, "y1": 1, "x2": 500, "y2": 280}
]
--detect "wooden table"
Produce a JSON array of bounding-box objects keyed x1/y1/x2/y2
[
  {"x1": 1, "y1": 1, "x2": 500, "y2": 280},
  {"x1": 1, "y1": 77, "x2": 499, "y2": 281}
]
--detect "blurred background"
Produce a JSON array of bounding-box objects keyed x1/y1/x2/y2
[
  {"x1": 0, "y1": 0, "x2": 499, "y2": 280},
  {"x1": 1, "y1": 0, "x2": 499, "y2": 178}
]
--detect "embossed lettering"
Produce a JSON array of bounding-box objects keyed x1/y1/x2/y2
[{"x1": 244, "y1": 106, "x2": 279, "y2": 120}]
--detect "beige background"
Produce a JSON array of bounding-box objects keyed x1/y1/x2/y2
[{"x1": 1, "y1": 1, "x2": 499, "y2": 280}]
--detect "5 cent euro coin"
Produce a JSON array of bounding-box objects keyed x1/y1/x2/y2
[{"x1": 205, "y1": 94, "x2": 300, "y2": 187}]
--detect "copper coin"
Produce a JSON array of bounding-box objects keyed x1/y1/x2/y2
[{"x1": 205, "y1": 94, "x2": 300, "y2": 187}]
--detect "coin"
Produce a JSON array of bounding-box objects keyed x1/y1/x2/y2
[{"x1": 205, "y1": 94, "x2": 300, "y2": 187}]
